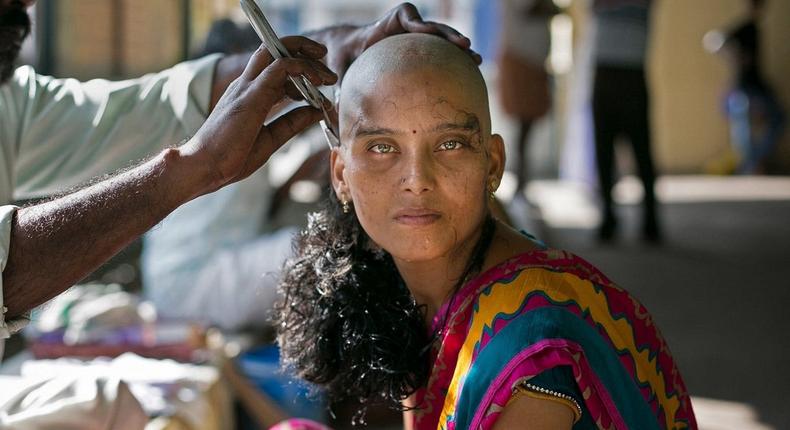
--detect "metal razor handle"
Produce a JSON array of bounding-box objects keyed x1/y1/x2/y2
[
  {"x1": 239, "y1": 0, "x2": 326, "y2": 110},
  {"x1": 239, "y1": 0, "x2": 340, "y2": 147}
]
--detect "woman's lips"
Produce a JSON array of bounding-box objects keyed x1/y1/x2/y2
[{"x1": 394, "y1": 209, "x2": 442, "y2": 226}]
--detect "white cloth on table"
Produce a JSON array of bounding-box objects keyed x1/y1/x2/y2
[
  {"x1": 0, "y1": 374, "x2": 148, "y2": 430},
  {"x1": 0, "y1": 353, "x2": 230, "y2": 430}
]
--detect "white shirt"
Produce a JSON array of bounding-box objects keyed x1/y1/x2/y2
[{"x1": 0, "y1": 54, "x2": 221, "y2": 358}]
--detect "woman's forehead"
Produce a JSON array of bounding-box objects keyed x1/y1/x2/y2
[
  {"x1": 341, "y1": 72, "x2": 485, "y2": 136},
  {"x1": 359, "y1": 69, "x2": 472, "y2": 104}
]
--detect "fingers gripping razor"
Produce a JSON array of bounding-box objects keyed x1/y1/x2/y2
[{"x1": 240, "y1": 0, "x2": 340, "y2": 148}]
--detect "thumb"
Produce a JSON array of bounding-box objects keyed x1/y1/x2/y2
[
  {"x1": 265, "y1": 105, "x2": 324, "y2": 148},
  {"x1": 238, "y1": 106, "x2": 323, "y2": 182}
]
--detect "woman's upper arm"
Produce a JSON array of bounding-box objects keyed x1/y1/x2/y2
[{"x1": 492, "y1": 394, "x2": 575, "y2": 430}]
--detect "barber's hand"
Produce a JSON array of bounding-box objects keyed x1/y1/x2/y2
[
  {"x1": 182, "y1": 36, "x2": 337, "y2": 196},
  {"x1": 317, "y1": 2, "x2": 481, "y2": 82}
]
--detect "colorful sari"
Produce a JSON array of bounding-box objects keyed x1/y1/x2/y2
[{"x1": 410, "y1": 249, "x2": 697, "y2": 430}]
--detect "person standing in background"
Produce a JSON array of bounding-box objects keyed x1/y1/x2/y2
[
  {"x1": 497, "y1": 0, "x2": 558, "y2": 195},
  {"x1": 591, "y1": 0, "x2": 660, "y2": 242}
]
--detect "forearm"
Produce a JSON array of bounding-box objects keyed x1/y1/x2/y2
[
  {"x1": 2, "y1": 147, "x2": 210, "y2": 319},
  {"x1": 2, "y1": 37, "x2": 331, "y2": 319}
]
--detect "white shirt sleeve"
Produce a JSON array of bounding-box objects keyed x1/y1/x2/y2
[
  {"x1": 0, "y1": 205, "x2": 31, "y2": 352},
  {"x1": 8, "y1": 54, "x2": 222, "y2": 199}
]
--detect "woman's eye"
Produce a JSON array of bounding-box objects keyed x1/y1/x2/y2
[
  {"x1": 438, "y1": 140, "x2": 464, "y2": 151},
  {"x1": 369, "y1": 143, "x2": 397, "y2": 154}
]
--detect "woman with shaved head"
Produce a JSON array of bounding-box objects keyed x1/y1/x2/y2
[{"x1": 275, "y1": 34, "x2": 697, "y2": 430}]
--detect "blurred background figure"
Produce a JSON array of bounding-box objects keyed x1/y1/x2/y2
[
  {"x1": 140, "y1": 10, "x2": 312, "y2": 332},
  {"x1": 496, "y1": 0, "x2": 558, "y2": 196},
  {"x1": 704, "y1": 0, "x2": 785, "y2": 175},
  {"x1": 590, "y1": 0, "x2": 660, "y2": 242},
  {"x1": 196, "y1": 17, "x2": 258, "y2": 58}
]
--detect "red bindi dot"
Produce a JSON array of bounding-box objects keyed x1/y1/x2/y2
[{"x1": 412, "y1": 130, "x2": 417, "y2": 134}]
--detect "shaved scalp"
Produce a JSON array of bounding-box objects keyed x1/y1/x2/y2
[{"x1": 339, "y1": 33, "x2": 490, "y2": 137}]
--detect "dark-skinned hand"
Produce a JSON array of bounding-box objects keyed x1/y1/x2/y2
[{"x1": 180, "y1": 36, "x2": 338, "y2": 196}]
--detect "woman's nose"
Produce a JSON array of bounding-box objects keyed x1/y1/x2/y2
[{"x1": 400, "y1": 152, "x2": 436, "y2": 195}]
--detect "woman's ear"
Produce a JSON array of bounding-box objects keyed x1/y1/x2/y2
[
  {"x1": 488, "y1": 134, "x2": 506, "y2": 189},
  {"x1": 330, "y1": 147, "x2": 348, "y2": 199}
]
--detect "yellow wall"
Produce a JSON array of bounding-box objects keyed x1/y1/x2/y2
[
  {"x1": 53, "y1": 0, "x2": 244, "y2": 79},
  {"x1": 55, "y1": 0, "x2": 115, "y2": 78},
  {"x1": 122, "y1": 0, "x2": 183, "y2": 77},
  {"x1": 55, "y1": 0, "x2": 183, "y2": 79},
  {"x1": 650, "y1": 0, "x2": 790, "y2": 172}
]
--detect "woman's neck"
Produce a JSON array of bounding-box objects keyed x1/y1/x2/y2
[
  {"x1": 393, "y1": 228, "x2": 484, "y2": 324},
  {"x1": 395, "y1": 260, "x2": 460, "y2": 323},
  {"x1": 394, "y1": 220, "x2": 543, "y2": 324}
]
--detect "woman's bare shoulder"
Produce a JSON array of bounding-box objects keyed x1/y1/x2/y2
[{"x1": 482, "y1": 220, "x2": 544, "y2": 272}]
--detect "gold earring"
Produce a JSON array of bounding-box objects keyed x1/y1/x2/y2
[
  {"x1": 342, "y1": 199, "x2": 351, "y2": 214},
  {"x1": 489, "y1": 181, "x2": 497, "y2": 200}
]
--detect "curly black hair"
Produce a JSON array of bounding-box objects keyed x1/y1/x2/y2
[{"x1": 275, "y1": 191, "x2": 494, "y2": 421}]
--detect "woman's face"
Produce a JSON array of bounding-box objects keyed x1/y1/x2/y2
[{"x1": 332, "y1": 68, "x2": 504, "y2": 263}]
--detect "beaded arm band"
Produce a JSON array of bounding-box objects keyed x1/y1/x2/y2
[{"x1": 511, "y1": 380, "x2": 583, "y2": 423}]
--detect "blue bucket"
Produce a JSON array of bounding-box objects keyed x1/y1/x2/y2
[{"x1": 236, "y1": 345, "x2": 326, "y2": 422}]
